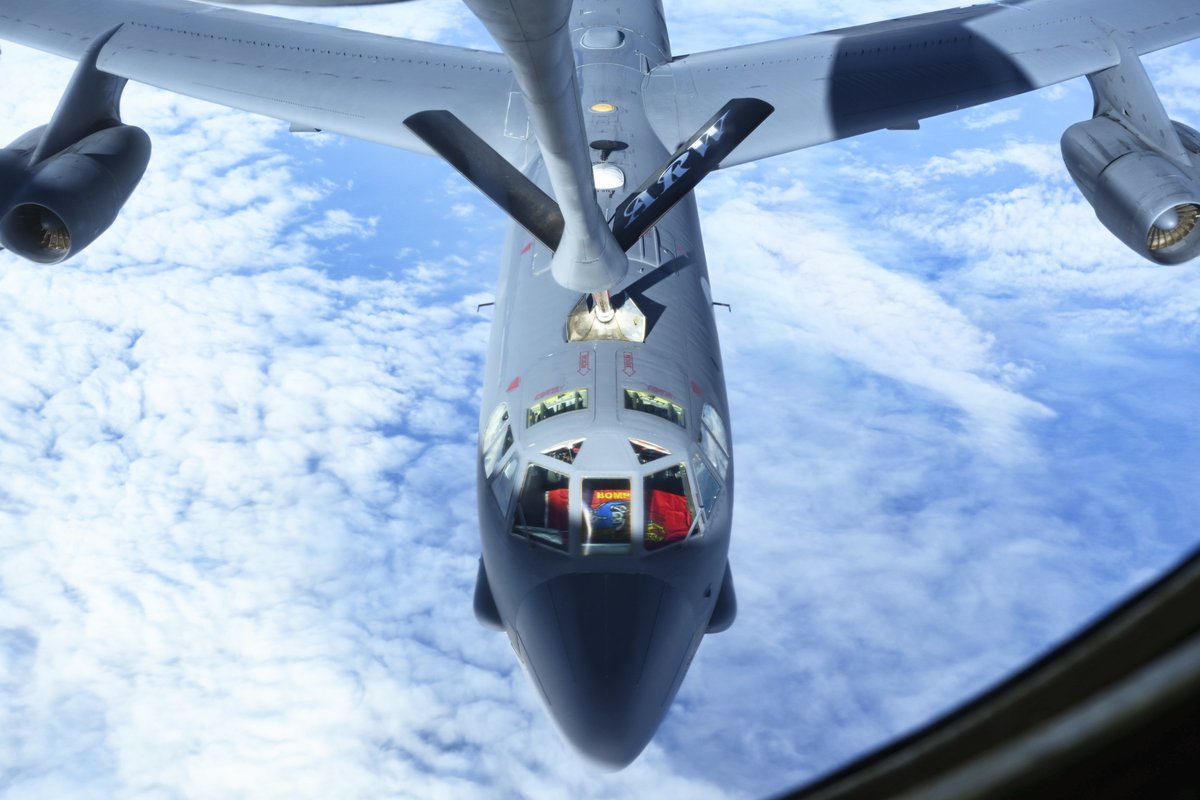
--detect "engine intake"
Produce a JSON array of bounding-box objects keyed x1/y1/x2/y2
[
  {"x1": 0, "y1": 124, "x2": 152, "y2": 264},
  {"x1": 1061, "y1": 116, "x2": 1200, "y2": 265},
  {"x1": 1148, "y1": 203, "x2": 1199, "y2": 252}
]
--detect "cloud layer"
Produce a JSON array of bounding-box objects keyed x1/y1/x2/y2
[{"x1": 676, "y1": 28, "x2": 1200, "y2": 793}]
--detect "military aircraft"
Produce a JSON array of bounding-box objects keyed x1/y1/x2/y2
[{"x1": 1, "y1": 0, "x2": 1198, "y2": 769}]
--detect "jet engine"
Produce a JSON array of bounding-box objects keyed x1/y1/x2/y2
[
  {"x1": 1061, "y1": 116, "x2": 1200, "y2": 265},
  {"x1": 0, "y1": 123, "x2": 151, "y2": 264}
]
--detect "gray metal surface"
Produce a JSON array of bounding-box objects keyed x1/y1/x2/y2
[
  {"x1": 465, "y1": 0, "x2": 628, "y2": 293},
  {"x1": 645, "y1": 0, "x2": 1200, "y2": 167},
  {"x1": 0, "y1": 0, "x2": 520, "y2": 160},
  {"x1": 1061, "y1": 116, "x2": 1200, "y2": 264},
  {"x1": 468, "y1": 3, "x2": 736, "y2": 768},
  {"x1": 1059, "y1": 38, "x2": 1200, "y2": 264}
]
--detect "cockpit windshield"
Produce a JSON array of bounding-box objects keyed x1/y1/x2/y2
[
  {"x1": 482, "y1": 404, "x2": 513, "y2": 477},
  {"x1": 644, "y1": 463, "x2": 696, "y2": 550},
  {"x1": 483, "y1": 403, "x2": 518, "y2": 512},
  {"x1": 700, "y1": 404, "x2": 730, "y2": 478},
  {"x1": 513, "y1": 465, "x2": 569, "y2": 550},
  {"x1": 490, "y1": 457, "x2": 519, "y2": 511},
  {"x1": 582, "y1": 478, "x2": 632, "y2": 555},
  {"x1": 691, "y1": 453, "x2": 721, "y2": 516},
  {"x1": 503, "y1": 458, "x2": 701, "y2": 554}
]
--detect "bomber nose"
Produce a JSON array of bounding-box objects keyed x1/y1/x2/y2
[{"x1": 514, "y1": 572, "x2": 699, "y2": 768}]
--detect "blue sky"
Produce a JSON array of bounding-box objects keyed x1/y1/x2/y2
[{"x1": 1, "y1": 2, "x2": 1199, "y2": 798}]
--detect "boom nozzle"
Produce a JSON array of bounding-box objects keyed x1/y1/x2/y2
[{"x1": 464, "y1": 0, "x2": 628, "y2": 293}]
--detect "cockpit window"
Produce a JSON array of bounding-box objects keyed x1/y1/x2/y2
[
  {"x1": 700, "y1": 404, "x2": 730, "y2": 478},
  {"x1": 489, "y1": 456, "x2": 519, "y2": 512},
  {"x1": 513, "y1": 465, "x2": 569, "y2": 550},
  {"x1": 582, "y1": 478, "x2": 632, "y2": 555},
  {"x1": 482, "y1": 404, "x2": 514, "y2": 477},
  {"x1": 624, "y1": 389, "x2": 686, "y2": 428},
  {"x1": 629, "y1": 438, "x2": 670, "y2": 464},
  {"x1": 644, "y1": 464, "x2": 696, "y2": 550},
  {"x1": 691, "y1": 453, "x2": 722, "y2": 517},
  {"x1": 527, "y1": 389, "x2": 589, "y2": 428},
  {"x1": 543, "y1": 439, "x2": 584, "y2": 465}
]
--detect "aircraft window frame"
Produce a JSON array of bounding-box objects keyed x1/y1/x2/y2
[
  {"x1": 512, "y1": 464, "x2": 570, "y2": 552},
  {"x1": 644, "y1": 463, "x2": 697, "y2": 551},
  {"x1": 624, "y1": 389, "x2": 686, "y2": 428},
  {"x1": 482, "y1": 403, "x2": 514, "y2": 478},
  {"x1": 691, "y1": 452, "x2": 722, "y2": 518},
  {"x1": 527, "y1": 389, "x2": 589, "y2": 428},
  {"x1": 630, "y1": 438, "x2": 671, "y2": 464},
  {"x1": 582, "y1": 477, "x2": 633, "y2": 555},
  {"x1": 489, "y1": 453, "x2": 519, "y2": 513},
  {"x1": 543, "y1": 439, "x2": 584, "y2": 465},
  {"x1": 700, "y1": 403, "x2": 730, "y2": 479}
]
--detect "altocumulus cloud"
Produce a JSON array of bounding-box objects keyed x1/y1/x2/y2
[{"x1": 656, "y1": 12, "x2": 1200, "y2": 794}]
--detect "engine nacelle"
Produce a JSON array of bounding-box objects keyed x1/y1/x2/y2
[
  {"x1": 1061, "y1": 116, "x2": 1200, "y2": 265},
  {"x1": 0, "y1": 124, "x2": 151, "y2": 264}
]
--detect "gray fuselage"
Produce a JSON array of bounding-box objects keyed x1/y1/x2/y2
[{"x1": 473, "y1": 0, "x2": 736, "y2": 769}]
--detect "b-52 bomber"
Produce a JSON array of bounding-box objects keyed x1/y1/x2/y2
[{"x1": 1, "y1": 0, "x2": 1198, "y2": 769}]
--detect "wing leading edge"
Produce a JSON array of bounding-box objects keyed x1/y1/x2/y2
[
  {"x1": 0, "y1": 0, "x2": 521, "y2": 160},
  {"x1": 647, "y1": 0, "x2": 1200, "y2": 167}
]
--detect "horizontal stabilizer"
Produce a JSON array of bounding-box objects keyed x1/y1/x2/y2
[
  {"x1": 405, "y1": 110, "x2": 565, "y2": 251},
  {"x1": 611, "y1": 98, "x2": 773, "y2": 251}
]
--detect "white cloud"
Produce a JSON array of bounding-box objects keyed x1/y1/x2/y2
[
  {"x1": 962, "y1": 107, "x2": 1023, "y2": 131},
  {"x1": 701, "y1": 169, "x2": 1054, "y2": 461},
  {"x1": 308, "y1": 209, "x2": 379, "y2": 241},
  {"x1": 841, "y1": 141, "x2": 1065, "y2": 189},
  {"x1": 1144, "y1": 47, "x2": 1200, "y2": 116}
]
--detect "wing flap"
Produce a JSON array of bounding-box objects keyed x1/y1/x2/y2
[
  {"x1": 0, "y1": 0, "x2": 520, "y2": 159},
  {"x1": 648, "y1": 0, "x2": 1200, "y2": 167}
]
